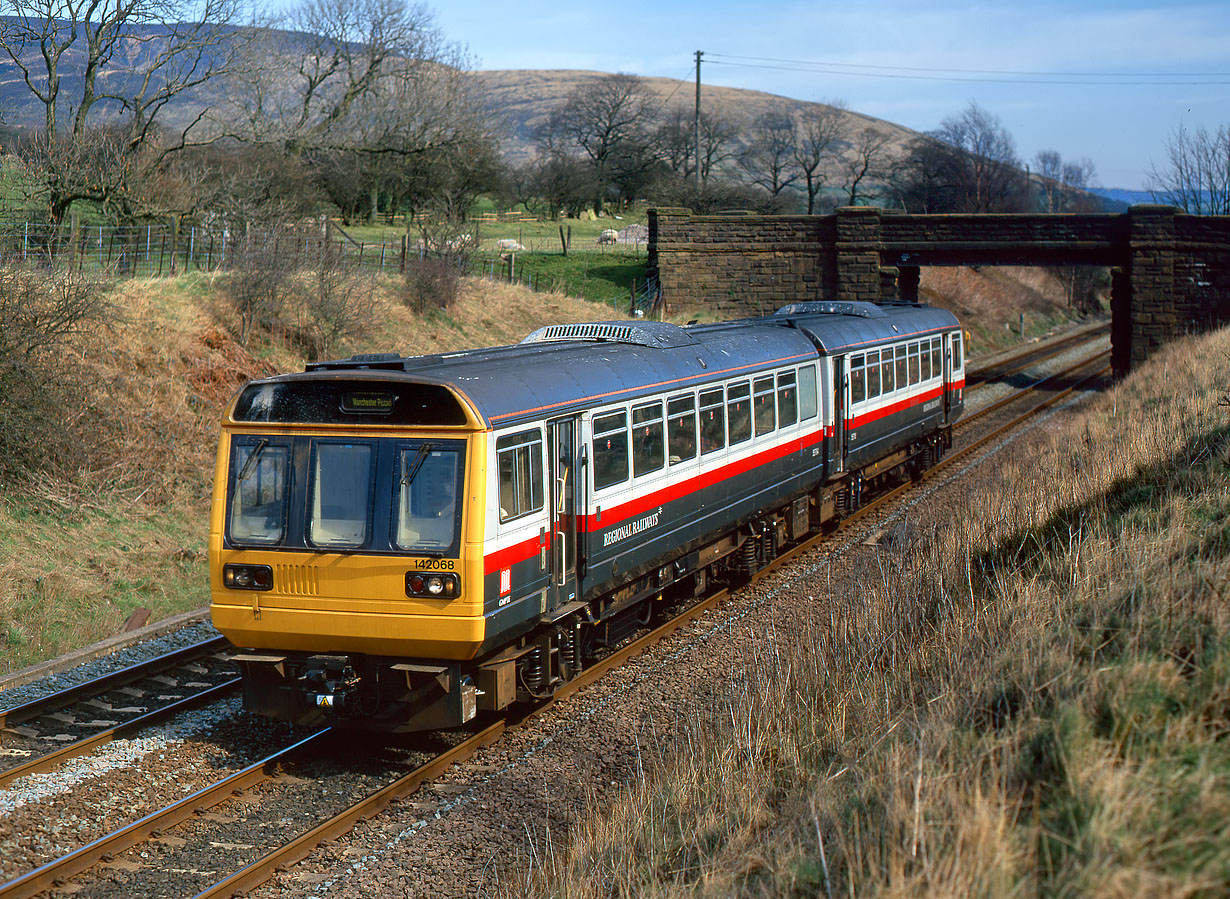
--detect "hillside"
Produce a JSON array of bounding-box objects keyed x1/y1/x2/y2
[{"x1": 469, "y1": 69, "x2": 919, "y2": 163}]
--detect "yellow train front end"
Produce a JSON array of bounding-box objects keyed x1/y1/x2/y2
[{"x1": 209, "y1": 370, "x2": 492, "y2": 732}]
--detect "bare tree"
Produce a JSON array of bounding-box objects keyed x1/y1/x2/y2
[
  {"x1": 1033, "y1": 149, "x2": 1097, "y2": 212},
  {"x1": 542, "y1": 73, "x2": 658, "y2": 213},
  {"x1": 0, "y1": 0, "x2": 253, "y2": 223},
  {"x1": 738, "y1": 111, "x2": 800, "y2": 202},
  {"x1": 1147, "y1": 123, "x2": 1230, "y2": 215},
  {"x1": 929, "y1": 102, "x2": 1027, "y2": 212},
  {"x1": 656, "y1": 105, "x2": 739, "y2": 186},
  {"x1": 794, "y1": 103, "x2": 845, "y2": 213},
  {"x1": 224, "y1": 0, "x2": 497, "y2": 217},
  {"x1": 838, "y1": 127, "x2": 893, "y2": 207}
]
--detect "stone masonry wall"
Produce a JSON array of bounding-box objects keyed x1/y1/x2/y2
[{"x1": 649, "y1": 206, "x2": 1230, "y2": 375}]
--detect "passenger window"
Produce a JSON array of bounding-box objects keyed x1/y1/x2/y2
[
  {"x1": 753, "y1": 375, "x2": 775, "y2": 437},
  {"x1": 699, "y1": 387, "x2": 725, "y2": 454},
  {"x1": 896, "y1": 346, "x2": 907, "y2": 388},
  {"x1": 953, "y1": 333, "x2": 963, "y2": 370},
  {"x1": 593, "y1": 410, "x2": 629, "y2": 490},
  {"x1": 921, "y1": 343, "x2": 932, "y2": 381},
  {"x1": 866, "y1": 351, "x2": 881, "y2": 398},
  {"x1": 850, "y1": 356, "x2": 865, "y2": 405},
  {"x1": 881, "y1": 349, "x2": 894, "y2": 394},
  {"x1": 931, "y1": 338, "x2": 942, "y2": 378},
  {"x1": 308, "y1": 442, "x2": 372, "y2": 548},
  {"x1": 909, "y1": 342, "x2": 920, "y2": 385},
  {"x1": 777, "y1": 371, "x2": 798, "y2": 427},
  {"x1": 667, "y1": 394, "x2": 697, "y2": 464},
  {"x1": 727, "y1": 381, "x2": 751, "y2": 445},
  {"x1": 632, "y1": 402, "x2": 665, "y2": 477},
  {"x1": 496, "y1": 430, "x2": 543, "y2": 523},
  {"x1": 799, "y1": 365, "x2": 817, "y2": 420}
]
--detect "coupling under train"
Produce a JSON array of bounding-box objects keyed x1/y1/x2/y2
[{"x1": 209, "y1": 301, "x2": 965, "y2": 731}]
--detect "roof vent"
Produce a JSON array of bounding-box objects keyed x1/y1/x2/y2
[
  {"x1": 521, "y1": 321, "x2": 697, "y2": 348},
  {"x1": 776, "y1": 301, "x2": 888, "y2": 319}
]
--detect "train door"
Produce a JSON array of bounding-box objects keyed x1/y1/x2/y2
[
  {"x1": 547, "y1": 416, "x2": 581, "y2": 612},
  {"x1": 942, "y1": 333, "x2": 953, "y2": 424},
  {"x1": 830, "y1": 355, "x2": 846, "y2": 473}
]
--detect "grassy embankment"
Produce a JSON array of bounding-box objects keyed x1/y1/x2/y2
[
  {"x1": 516, "y1": 326, "x2": 1230, "y2": 895},
  {"x1": 0, "y1": 273, "x2": 618, "y2": 673},
  {"x1": 0, "y1": 254, "x2": 1094, "y2": 674},
  {"x1": 344, "y1": 213, "x2": 650, "y2": 312}
]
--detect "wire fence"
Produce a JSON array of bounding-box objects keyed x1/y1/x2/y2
[{"x1": 0, "y1": 219, "x2": 661, "y2": 313}]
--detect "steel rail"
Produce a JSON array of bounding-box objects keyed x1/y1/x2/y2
[
  {"x1": 0, "y1": 679, "x2": 240, "y2": 789},
  {"x1": 960, "y1": 349, "x2": 1110, "y2": 428},
  {"x1": 0, "y1": 729, "x2": 333, "y2": 899},
  {"x1": 9, "y1": 349, "x2": 1112, "y2": 899},
  {"x1": 0, "y1": 636, "x2": 230, "y2": 730},
  {"x1": 191, "y1": 723, "x2": 507, "y2": 899},
  {"x1": 965, "y1": 322, "x2": 1110, "y2": 390}
]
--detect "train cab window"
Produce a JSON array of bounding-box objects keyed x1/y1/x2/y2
[
  {"x1": 727, "y1": 381, "x2": 751, "y2": 445},
  {"x1": 667, "y1": 394, "x2": 697, "y2": 464},
  {"x1": 799, "y1": 365, "x2": 818, "y2": 420},
  {"x1": 229, "y1": 440, "x2": 290, "y2": 544},
  {"x1": 850, "y1": 356, "x2": 865, "y2": 405},
  {"x1": 753, "y1": 375, "x2": 776, "y2": 437},
  {"x1": 308, "y1": 442, "x2": 373, "y2": 548},
  {"x1": 953, "y1": 333, "x2": 963, "y2": 370},
  {"x1": 920, "y1": 342, "x2": 932, "y2": 381},
  {"x1": 931, "y1": 338, "x2": 942, "y2": 378},
  {"x1": 699, "y1": 387, "x2": 725, "y2": 454},
  {"x1": 396, "y1": 447, "x2": 461, "y2": 551},
  {"x1": 496, "y1": 430, "x2": 544, "y2": 523},
  {"x1": 632, "y1": 402, "x2": 665, "y2": 477},
  {"x1": 909, "y1": 342, "x2": 920, "y2": 385},
  {"x1": 896, "y1": 346, "x2": 908, "y2": 388},
  {"x1": 866, "y1": 351, "x2": 881, "y2": 399},
  {"x1": 880, "y1": 349, "x2": 895, "y2": 394},
  {"x1": 777, "y1": 371, "x2": 798, "y2": 427},
  {"x1": 593, "y1": 410, "x2": 630, "y2": 490}
]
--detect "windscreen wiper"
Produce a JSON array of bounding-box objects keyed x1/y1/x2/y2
[
  {"x1": 400, "y1": 442, "x2": 433, "y2": 488},
  {"x1": 236, "y1": 438, "x2": 269, "y2": 482}
]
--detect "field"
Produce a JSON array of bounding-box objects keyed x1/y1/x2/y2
[{"x1": 512, "y1": 322, "x2": 1230, "y2": 896}]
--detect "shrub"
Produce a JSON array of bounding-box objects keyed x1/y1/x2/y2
[{"x1": 0, "y1": 264, "x2": 118, "y2": 477}]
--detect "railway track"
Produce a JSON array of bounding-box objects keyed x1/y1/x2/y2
[
  {"x1": 964, "y1": 320, "x2": 1109, "y2": 389},
  {"x1": 0, "y1": 638, "x2": 238, "y2": 789},
  {"x1": 0, "y1": 337, "x2": 1111, "y2": 899}
]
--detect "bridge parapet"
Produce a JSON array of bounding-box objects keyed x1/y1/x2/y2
[{"x1": 649, "y1": 205, "x2": 1230, "y2": 376}]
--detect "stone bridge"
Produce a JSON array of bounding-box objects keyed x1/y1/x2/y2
[{"x1": 647, "y1": 205, "x2": 1230, "y2": 376}]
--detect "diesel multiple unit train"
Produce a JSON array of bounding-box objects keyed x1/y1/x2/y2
[{"x1": 209, "y1": 301, "x2": 965, "y2": 731}]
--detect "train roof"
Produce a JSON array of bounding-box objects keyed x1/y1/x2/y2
[
  {"x1": 235, "y1": 303, "x2": 960, "y2": 429},
  {"x1": 772, "y1": 301, "x2": 959, "y2": 355}
]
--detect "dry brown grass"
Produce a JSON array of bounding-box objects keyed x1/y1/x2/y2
[
  {"x1": 515, "y1": 328, "x2": 1230, "y2": 896},
  {"x1": 921, "y1": 266, "x2": 1094, "y2": 356},
  {"x1": 0, "y1": 272, "x2": 616, "y2": 671}
]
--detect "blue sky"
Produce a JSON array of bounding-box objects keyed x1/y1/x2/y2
[{"x1": 435, "y1": 0, "x2": 1230, "y2": 190}]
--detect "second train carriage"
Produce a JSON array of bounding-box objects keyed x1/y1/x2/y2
[{"x1": 210, "y1": 301, "x2": 964, "y2": 731}]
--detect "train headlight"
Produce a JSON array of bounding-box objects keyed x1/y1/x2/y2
[
  {"x1": 223, "y1": 563, "x2": 273, "y2": 591},
  {"x1": 405, "y1": 571, "x2": 459, "y2": 598}
]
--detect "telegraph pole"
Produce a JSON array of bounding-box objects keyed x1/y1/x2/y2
[{"x1": 694, "y1": 50, "x2": 703, "y2": 191}]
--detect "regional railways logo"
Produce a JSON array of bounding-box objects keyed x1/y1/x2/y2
[{"x1": 602, "y1": 507, "x2": 663, "y2": 547}]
